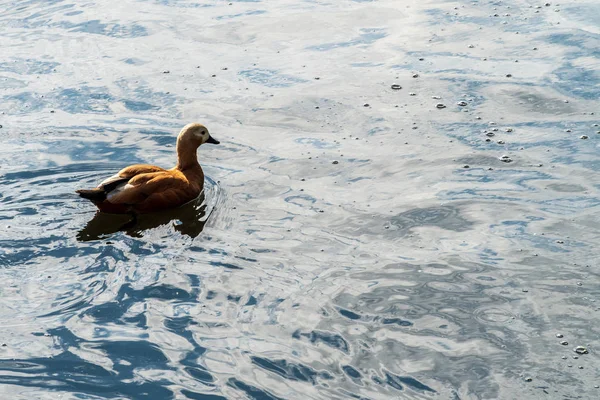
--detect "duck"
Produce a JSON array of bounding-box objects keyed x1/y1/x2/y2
[{"x1": 76, "y1": 122, "x2": 220, "y2": 214}]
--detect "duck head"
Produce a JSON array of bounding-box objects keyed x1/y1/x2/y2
[
  {"x1": 176, "y1": 123, "x2": 220, "y2": 170},
  {"x1": 179, "y1": 122, "x2": 220, "y2": 146}
]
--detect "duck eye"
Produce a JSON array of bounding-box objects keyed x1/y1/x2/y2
[{"x1": 201, "y1": 131, "x2": 206, "y2": 135}]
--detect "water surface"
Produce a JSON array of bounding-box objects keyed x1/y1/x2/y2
[{"x1": 1, "y1": 0, "x2": 599, "y2": 399}]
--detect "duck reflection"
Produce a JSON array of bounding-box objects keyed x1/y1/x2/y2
[{"x1": 77, "y1": 193, "x2": 209, "y2": 241}]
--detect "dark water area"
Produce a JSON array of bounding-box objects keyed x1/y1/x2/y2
[{"x1": 1, "y1": 0, "x2": 599, "y2": 399}]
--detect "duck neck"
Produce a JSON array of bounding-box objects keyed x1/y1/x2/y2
[{"x1": 176, "y1": 137, "x2": 201, "y2": 171}]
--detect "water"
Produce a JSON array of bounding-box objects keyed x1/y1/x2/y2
[{"x1": 1, "y1": 0, "x2": 599, "y2": 398}]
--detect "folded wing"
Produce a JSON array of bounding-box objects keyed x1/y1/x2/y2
[
  {"x1": 76, "y1": 164, "x2": 166, "y2": 203},
  {"x1": 106, "y1": 172, "x2": 182, "y2": 205}
]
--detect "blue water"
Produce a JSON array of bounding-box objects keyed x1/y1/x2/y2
[{"x1": 1, "y1": 0, "x2": 599, "y2": 398}]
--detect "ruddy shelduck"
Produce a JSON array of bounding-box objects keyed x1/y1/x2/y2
[{"x1": 76, "y1": 123, "x2": 219, "y2": 214}]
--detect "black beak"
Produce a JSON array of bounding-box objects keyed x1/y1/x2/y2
[{"x1": 206, "y1": 135, "x2": 220, "y2": 145}]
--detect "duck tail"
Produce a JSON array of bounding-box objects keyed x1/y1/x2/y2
[{"x1": 76, "y1": 188, "x2": 107, "y2": 202}]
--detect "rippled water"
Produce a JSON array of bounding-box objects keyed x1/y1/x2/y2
[{"x1": 1, "y1": 0, "x2": 599, "y2": 398}]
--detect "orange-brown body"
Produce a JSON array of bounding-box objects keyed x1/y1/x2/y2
[{"x1": 76, "y1": 123, "x2": 219, "y2": 214}]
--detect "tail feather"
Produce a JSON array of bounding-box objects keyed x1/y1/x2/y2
[{"x1": 76, "y1": 188, "x2": 107, "y2": 202}]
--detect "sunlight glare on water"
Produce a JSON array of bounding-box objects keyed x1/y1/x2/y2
[{"x1": 0, "y1": 0, "x2": 599, "y2": 399}]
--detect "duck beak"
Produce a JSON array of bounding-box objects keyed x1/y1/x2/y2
[{"x1": 206, "y1": 135, "x2": 220, "y2": 145}]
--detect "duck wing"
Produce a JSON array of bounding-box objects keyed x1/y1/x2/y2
[
  {"x1": 104, "y1": 171, "x2": 183, "y2": 206},
  {"x1": 100, "y1": 164, "x2": 166, "y2": 189},
  {"x1": 77, "y1": 164, "x2": 167, "y2": 202}
]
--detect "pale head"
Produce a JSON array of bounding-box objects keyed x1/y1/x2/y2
[
  {"x1": 175, "y1": 123, "x2": 220, "y2": 170},
  {"x1": 178, "y1": 123, "x2": 220, "y2": 146}
]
